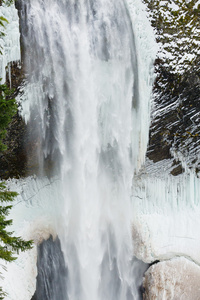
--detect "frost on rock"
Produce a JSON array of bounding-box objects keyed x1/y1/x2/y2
[
  {"x1": 143, "y1": 257, "x2": 200, "y2": 300},
  {"x1": 0, "y1": 3, "x2": 20, "y2": 83}
]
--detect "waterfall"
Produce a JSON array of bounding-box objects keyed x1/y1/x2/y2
[{"x1": 15, "y1": 0, "x2": 156, "y2": 299}]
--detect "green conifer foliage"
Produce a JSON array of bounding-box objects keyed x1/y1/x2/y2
[
  {"x1": 0, "y1": 82, "x2": 17, "y2": 152},
  {"x1": 0, "y1": 3, "x2": 32, "y2": 298},
  {"x1": 143, "y1": 0, "x2": 200, "y2": 73},
  {"x1": 0, "y1": 182, "x2": 32, "y2": 262},
  {"x1": 0, "y1": 183, "x2": 33, "y2": 299}
]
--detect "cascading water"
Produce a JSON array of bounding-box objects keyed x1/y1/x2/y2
[{"x1": 15, "y1": 0, "x2": 155, "y2": 299}]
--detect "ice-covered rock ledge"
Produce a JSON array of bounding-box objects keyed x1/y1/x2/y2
[{"x1": 143, "y1": 257, "x2": 200, "y2": 300}]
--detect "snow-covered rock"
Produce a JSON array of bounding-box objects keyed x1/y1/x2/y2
[{"x1": 143, "y1": 257, "x2": 200, "y2": 300}]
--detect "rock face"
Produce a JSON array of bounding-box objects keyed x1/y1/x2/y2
[
  {"x1": 136, "y1": 6, "x2": 200, "y2": 294},
  {"x1": 143, "y1": 257, "x2": 200, "y2": 300},
  {"x1": 147, "y1": 58, "x2": 200, "y2": 174},
  {"x1": 144, "y1": 0, "x2": 200, "y2": 174}
]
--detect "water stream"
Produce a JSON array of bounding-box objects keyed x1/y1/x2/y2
[{"x1": 16, "y1": 0, "x2": 155, "y2": 299}]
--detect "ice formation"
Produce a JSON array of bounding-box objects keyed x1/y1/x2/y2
[
  {"x1": 132, "y1": 170, "x2": 200, "y2": 264},
  {"x1": 0, "y1": 3, "x2": 20, "y2": 83}
]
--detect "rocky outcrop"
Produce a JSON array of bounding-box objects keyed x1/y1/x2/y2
[
  {"x1": 147, "y1": 58, "x2": 200, "y2": 174},
  {"x1": 144, "y1": 0, "x2": 200, "y2": 174},
  {"x1": 143, "y1": 257, "x2": 200, "y2": 300}
]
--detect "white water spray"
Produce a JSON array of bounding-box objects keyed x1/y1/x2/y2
[{"x1": 16, "y1": 0, "x2": 156, "y2": 299}]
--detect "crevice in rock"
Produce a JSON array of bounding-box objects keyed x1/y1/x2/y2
[{"x1": 149, "y1": 259, "x2": 160, "y2": 267}]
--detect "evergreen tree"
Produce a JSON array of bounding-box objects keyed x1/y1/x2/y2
[
  {"x1": 0, "y1": 3, "x2": 33, "y2": 299},
  {"x1": 0, "y1": 182, "x2": 32, "y2": 263},
  {"x1": 0, "y1": 82, "x2": 32, "y2": 298},
  {"x1": 0, "y1": 181, "x2": 33, "y2": 299},
  {"x1": 0, "y1": 84, "x2": 33, "y2": 298},
  {"x1": 0, "y1": 82, "x2": 17, "y2": 152}
]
